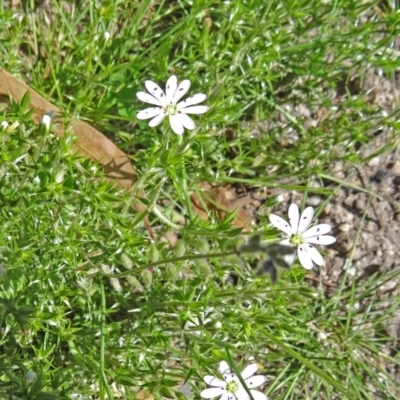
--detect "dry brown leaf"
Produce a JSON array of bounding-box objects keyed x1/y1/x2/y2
[
  {"x1": 191, "y1": 182, "x2": 252, "y2": 231},
  {"x1": 0, "y1": 68, "x2": 154, "y2": 239}
]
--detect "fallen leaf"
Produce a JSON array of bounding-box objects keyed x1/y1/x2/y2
[
  {"x1": 191, "y1": 182, "x2": 252, "y2": 231},
  {"x1": 0, "y1": 68, "x2": 154, "y2": 239}
]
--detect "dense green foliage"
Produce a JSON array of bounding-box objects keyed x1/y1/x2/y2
[{"x1": 1, "y1": 1, "x2": 399, "y2": 399}]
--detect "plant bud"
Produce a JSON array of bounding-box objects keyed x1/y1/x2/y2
[
  {"x1": 126, "y1": 275, "x2": 142, "y2": 290},
  {"x1": 166, "y1": 263, "x2": 179, "y2": 281},
  {"x1": 149, "y1": 244, "x2": 159, "y2": 263},
  {"x1": 174, "y1": 240, "x2": 186, "y2": 257},
  {"x1": 141, "y1": 269, "x2": 153, "y2": 288},
  {"x1": 197, "y1": 238, "x2": 209, "y2": 253},
  {"x1": 121, "y1": 253, "x2": 133, "y2": 269},
  {"x1": 194, "y1": 259, "x2": 212, "y2": 276}
]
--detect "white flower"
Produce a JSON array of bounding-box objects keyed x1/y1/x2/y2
[
  {"x1": 201, "y1": 361, "x2": 268, "y2": 400},
  {"x1": 1, "y1": 121, "x2": 9, "y2": 131},
  {"x1": 40, "y1": 114, "x2": 51, "y2": 133},
  {"x1": 136, "y1": 75, "x2": 209, "y2": 135},
  {"x1": 269, "y1": 203, "x2": 336, "y2": 270},
  {"x1": 103, "y1": 31, "x2": 111, "y2": 42}
]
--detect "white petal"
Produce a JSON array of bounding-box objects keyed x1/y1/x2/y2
[
  {"x1": 145, "y1": 80, "x2": 167, "y2": 107},
  {"x1": 241, "y1": 364, "x2": 258, "y2": 380},
  {"x1": 288, "y1": 204, "x2": 300, "y2": 233},
  {"x1": 303, "y1": 224, "x2": 331, "y2": 238},
  {"x1": 169, "y1": 114, "x2": 184, "y2": 135},
  {"x1": 250, "y1": 390, "x2": 268, "y2": 400},
  {"x1": 235, "y1": 390, "x2": 250, "y2": 400},
  {"x1": 177, "y1": 112, "x2": 196, "y2": 130},
  {"x1": 204, "y1": 376, "x2": 226, "y2": 388},
  {"x1": 244, "y1": 375, "x2": 267, "y2": 388},
  {"x1": 201, "y1": 388, "x2": 224, "y2": 399},
  {"x1": 220, "y1": 394, "x2": 230, "y2": 400},
  {"x1": 137, "y1": 107, "x2": 163, "y2": 120},
  {"x1": 304, "y1": 244, "x2": 325, "y2": 266},
  {"x1": 297, "y1": 207, "x2": 314, "y2": 234},
  {"x1": 173, "y1": 79, "x2": 191, "y2": 103},
  {"x1": 305, "y1": 235, "x2": 336, "y2": 245},
  {"x1": 297, "y1": 245, "x2": 314, "y2": 270},
  {"x1": 269, "y1": 214, "x2": 292, "y2": 236},
  {"x1": 220, "y1": 394, "x2": 229, "y2": 400},
  {"x1": 180, "y1": 105, "x2": 209, "y2": 114},
  {"x1": 166, "y1": 75, "x2": 178, "y2": 103},
  {"x1": 149, "y1": 113, "x2": 166, "y2": 127},
  {"x1": 283, "y1": 252, "x2": 296, "y2": 266},
  {"x1": 219, "y1": 361, "x2": 231, "y2": 375},
  {"x1": 136, "y1": 92, "x2": 162, "y2": 106},
  {"x1": 177, "y1": 93, "x2": 207, "y2": 109}
]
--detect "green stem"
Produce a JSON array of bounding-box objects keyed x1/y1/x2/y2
[
  {"x1": 261, "y1": 329, "x2": 356, "y2": 400},
  {"x1": 101, "y1": 250, "x2": 239, "y2": 278},
  {"x1": 225, "y1": 348, "x2": 255, "y2": 400},
  {"x1": 99, "y1": 278, "x2": 115, "y2": 400}
]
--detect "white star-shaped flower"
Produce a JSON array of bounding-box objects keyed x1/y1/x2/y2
[
  {"x1": 269, "y1": 203, "x2": 336, "y2": 270},
  {"x1": 136, "y1": 75, "x2": 209, "y2": 135},
  {"x1": 201, "y1": 361, "x2": 268, "y2": 400}
]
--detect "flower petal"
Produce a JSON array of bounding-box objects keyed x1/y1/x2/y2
[
  {"x1": 241, "y1": 364, "x2": 258, "y2": 380},
  {"x1": 250, "y1": 390, "x2": 268, "y2": 400},
  {"x1": 303, "y1": 224, "x2": 331, "y2": 238},
  {"x1": 219, "y1": 361, "x2": 231, "y2": 375},
  {"x1": 288, "y1": 203, "x2": 300, "y2": 233},
  {"x1": 304, "y1": 244, "x2": 325, "y2": 266},
  {"x1": 283, "y1": 252, "x2": 296, "y2": 267},
  {"x1": 145, "y1": 80, "x2": 167, "y2": 107},
  {"x1": 269, "y1": 214, "x2": 292, "y2": 236},
  {"x1": 180, "y1": 105, "x2": 209, "y2": 114},
  {"x1": 204, "y1": 376, "x2": 226, "y2": 387},
  {"x1": 137, "y1": 107, "x2": 163, "y2": 120},
  {"x1": 297, "y1": 245, "x2": 314, "y2": 270},
  {"x1": 220, "y1": 393, "x2": 229, "y2": 400},
  {"x1": 137, "y1": 92, "x2": 162, "y2": 106},
  {"x1": 235, "y1": 389, "x2": 250, "y2": 400},
  {"x1": 166, "y1": 75, "x2": 178, "y2": 103},
  {"x1": 279, "y1": 239, "x2": 297, "y2": 266},
  {"x1": 305, "y1": 235, "x2": 336, "y2": 245},
  {"x1": 169, "y1": 114, "x2": 184, "y2": 135},
  {"x1": 245, "y1": 375, "x2": 267, "y2": 388},
  {"x1": 297, "y1": 207, "x2": 314, "y2": 234},
  {"x1": 173, "y1": 79, "x2": 191, "y2": 103},
  {"x1": 177, "y1": 93, "x2": 207, "y2": 109},
  {"x1": 201, "y1": 388, "x2": 224, "y2": 399},
  {"x1": 149, "y1": 113, "x2": 166, "y2": 127},
  {"x1": 177, "y1": 112, "x2": 196, "y2": 130}
]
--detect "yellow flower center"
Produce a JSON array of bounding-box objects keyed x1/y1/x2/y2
[
  {"x1": 165, "y1": 103, "x2": 178, "y2": 115},
  {"x1": 226, "y1": 380, "x2": 239, "y2": 394},
  {"x1": 290, "y1": 233, "x2": 304, "y2": 246}
]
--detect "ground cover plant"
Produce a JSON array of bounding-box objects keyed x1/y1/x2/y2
[{"x1": 1, "y1": 0, "x2": 400, "y2": 399}]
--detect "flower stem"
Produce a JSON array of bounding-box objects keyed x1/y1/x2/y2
[
  {"x1": 101, "y1": 249, "x2": 239, "y2": 278},
  {"x1": 225, "y1": 348, "x2": 255, "y2": 400},
  {"x1": 99, "y1": 277, "x2": 115, "y2": 400}
]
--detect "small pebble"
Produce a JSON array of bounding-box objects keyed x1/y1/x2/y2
[
  {"x1": 338, "y1": 223, "x2": 351, "y2": 233},
  {"x1": 306, "y1": 196, "x2": 321, "y2": 207},
  {"x1": 368, "y1": 157, "x2": 380, "y2": 167}
]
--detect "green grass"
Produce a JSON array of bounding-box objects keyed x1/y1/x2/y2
[{"x1": 1, "y1": 0, "x2": 400, "y2": 399}]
